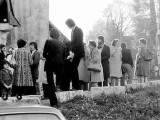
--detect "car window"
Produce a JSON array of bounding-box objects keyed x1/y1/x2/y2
[{"x1": 0, "y1": 113, "x2": 60, "y2": 120}]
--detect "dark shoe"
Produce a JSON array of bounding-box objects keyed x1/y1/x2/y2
[
  {"x1": 16, "y1": 95, "x2": 22, "y2": 100},
  {"x1": 2, "y1": 94, "x2": 8, "y2": 101},
  {"x1": 56, "y1": 87, "x2": 61, "y2": 92}
]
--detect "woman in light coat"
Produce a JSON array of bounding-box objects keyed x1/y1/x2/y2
[
  {"x1": 88, "y1": 41, "x2": 104, "y2": 87},
  {"x1": 110, "y1": 39, "x2": 122, "y2": 86},
  {"x1": 78, "y1": 43, "x2": 90, "y2": 90}
]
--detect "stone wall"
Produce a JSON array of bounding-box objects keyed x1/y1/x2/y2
[{"x1": 10, "y1": 0, "x2": 49, "y2": 51}]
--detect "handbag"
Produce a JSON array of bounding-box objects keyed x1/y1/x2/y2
[
  {"x1": 142, "y1": 48, "x2": 152, "y2": 61},
  {"x1": 88, "y1": 62, "x2": 101, "y2": 72},
  {"x1": 144, "y1": 52, "x2": 152, "y2": 61}
]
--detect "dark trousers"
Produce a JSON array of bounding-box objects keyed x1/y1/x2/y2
[
  {"x1": 55, "y1": 67, "x2": 63, "y2": 87},
  {"x1": 12, "y1": 86, "x2": 35, "y2": 96},
  {"x1": 1, "y1": 86, "x2": 11, "y2": 95},
  {"x1": 32, "y1": 78, "x2": 37, "y2": 94},
  {"x1": 121, "y1": 77, "x2": 125, "y2": 86},
  {"x1": 60, "y1": 57, "x2": 80, "y2": 91},
  {"x1": 46, "y1": 69, "x2": 58, "y2": 107}
]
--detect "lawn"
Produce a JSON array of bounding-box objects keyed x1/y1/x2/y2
[
  {"x1": 55, "y1": 85, "x2": 160, "y2": 120},
  {"x1": 41, "y1": 85, "x2": 160, "y2": 120}
]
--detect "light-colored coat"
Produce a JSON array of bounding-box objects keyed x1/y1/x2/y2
[
  {"x1": 89, "y1": 48, "x2": 104, "y2": 82},
  {"x1": 78, "y1": 48, "x2": 90, "y2": 82},
  {"x1": 109, "y1": 46, "x2": 122, "y2": 78}
]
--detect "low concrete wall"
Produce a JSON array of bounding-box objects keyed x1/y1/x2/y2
[
  {"x1": 125, "y1": 83, "x2": 149, "y2": 89},
  {"x1": 2, "y1": 80, "x2": 160, "y2": 104},
  {"x1": 90, "y1": 86, "x2": 125, "y2": 97},
  {"x1": 57, "y1": 80, "x2": 160, "y2": 103},
  {"x1": 56, "y1": 86, "x2": 125, "y2": 102},
  {"x1": 56, "y1": 90, "x2": 84, "y2": 103}
]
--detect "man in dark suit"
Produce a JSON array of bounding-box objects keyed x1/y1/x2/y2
[
  {"x1": 43, "y1": 28, "x2": 65, "y2": 107},
  {"x1": 98, "y1": 36, "x2": 110, "y2": 86},
  {"x1": 65, "y1": 19, "x2": 84, "y2": 90},
  {"x1": 29, "y1": 42, "x2": 40, "y2": 94},
  {"x1": 121, "y1": 42, "x2": 133, "y2": 85}
]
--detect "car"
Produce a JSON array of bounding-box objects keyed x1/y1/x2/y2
[{"x1": 0, "y1": 102, "x2": 66, "y2": 120}]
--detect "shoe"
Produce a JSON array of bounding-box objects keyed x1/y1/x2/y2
[
  {"x1": 2, "y1": 94, "x2": 8, "y2": 101},
  {"x1": 16, "y1": 95, "x2": 22, "y2": 100}
]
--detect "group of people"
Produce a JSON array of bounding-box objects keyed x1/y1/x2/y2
[
  {"x1": 0, "y1": 40, "x2": 40, "y2": 100},
  {"x1": 0, "y1": 18, "x2": 152, "y2": 107},
  {"x1": 42, "y1": 19, "x2": 152, "y2": 107}
]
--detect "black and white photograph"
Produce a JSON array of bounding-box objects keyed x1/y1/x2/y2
[{"x1": 0, "y1": 0, "x2": 160, "y2": 119}]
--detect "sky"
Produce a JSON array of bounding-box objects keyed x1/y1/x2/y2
[{"x1": 49, "y1": 0, "x2": 133, "y2": 40}]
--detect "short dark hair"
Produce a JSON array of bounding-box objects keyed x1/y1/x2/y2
[
  {"x1": 121, "y1": 42, "x2": 127, "y2": 49},
  {"x1": 89, "y1": 40, "x2": 97, "y2": 48},
  {"x1": 2, "y1": 60, "x2": 9, "y2": 67},
  {"x1": 29, "y1": 42, "x2": 38, "y2": 50},
  {"x1": 50, "y1": 28, "x2": 59, "y2": 39},
  {"x1": 139, "y1": 38, "x2": 147, "y2": 45},
  {"x1": 0, "y1": 44, "x2": 5, "y2": 51},
  {"x1": 17, "y1": 39, "x2": 27, "y2": 48},
  {"x1": 65, "y1": 19, "x2": 75, "y2": 28},
  {"x1": 112, "y1": 39, "x2": 119, "y2": 46},
  {"x1": 98, "y1": 35, "x2": 104, "y2": 43}
]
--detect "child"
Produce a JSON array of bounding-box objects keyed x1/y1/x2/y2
[{"x1": 0, "y1": 60, "x2": 13, "y2": 100}]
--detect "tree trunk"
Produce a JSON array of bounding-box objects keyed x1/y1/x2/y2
[{"x1": 149, "y1": 0, "x2": 157, "y2": 47}]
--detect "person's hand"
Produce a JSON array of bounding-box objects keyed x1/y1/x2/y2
[
  {"x1": 70, "y1": 51, "x2": 74, "y2": 58},
  {"x1": 67, "y1": 51, "x2": 74, "y2": 60},
  {"x1": 4, "y1": 84, "x2": 8, "y2": 88},
  {"x1": 9, "y1": 84, "x2": 12, "y2": 88},
  {"x1": 4, "y1": 84, "x2": 10, "y2": 89}
]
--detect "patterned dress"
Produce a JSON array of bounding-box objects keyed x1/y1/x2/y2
[{"x1": 13, "y1": 48, "x2": 33, "y2": 86}]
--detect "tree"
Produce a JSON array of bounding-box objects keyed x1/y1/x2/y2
[
  {"x1": 103, "y1": 0, "x2": 134, "y2": 41},
  {"x1": 133, "y1": 0, "x2": 157, "y2": 47},
  {"x1": 85, "y1": 19, "x2": 107, "y2": 44},
  {"x1": 86, "y1": 0, "x2": 134, "y2": 44},
  {"x1": 149, "y1": 0, "x2": 157, "y2": 45}
]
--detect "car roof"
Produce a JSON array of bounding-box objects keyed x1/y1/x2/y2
[{"x1": 0, "y1": 102, "x2": 62, "y2": 116}]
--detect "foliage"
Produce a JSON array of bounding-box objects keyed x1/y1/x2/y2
[
  {"x1": 132, "y1": 0, "x2": 158, "y2": 47},
  {"x1": 86, "y1": 0, "x2": 134, "y2": 44},
  {"x1": 59, "y1": 85, "x2": 160, "y2": 120}
]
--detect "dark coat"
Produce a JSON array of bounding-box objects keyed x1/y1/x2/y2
[
  {"x1": 30, "y1": 51, "x2": 40, "y2": 80},
  {"x1": 43, "y1": 38, "x2": 66, "y2": 72},
  {"x1": 0, "y1": 52, "x2": 5, "y2": 70},
  {"x1": 121, "y1": 49, "x2": 133, "y2": 66},
  {"x1": 100, "y1": 45, "x2": 110, "y2": 79},
  {"x1": 71, "y1": 26, "x2": 84, "y2": 58},
  {"x1": 0, "y1": 69, "x2": 13, "y2": 86}
]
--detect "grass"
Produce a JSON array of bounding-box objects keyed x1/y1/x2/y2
[
  {"x1": 53, "y1": 85, "x2": 160, "y2": 120},
  {"x1": 40, "y1": 84, "x2": 160, "y2": 120}
]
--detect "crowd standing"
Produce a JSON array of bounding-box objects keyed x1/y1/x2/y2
[{"x1": 0, "y1": 19, "x2": 153, "y2": 107}]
